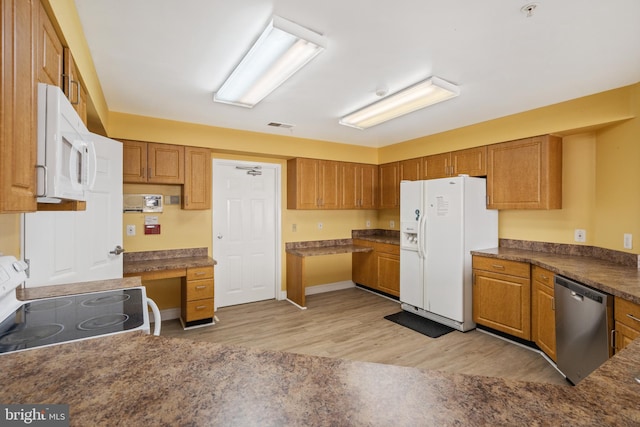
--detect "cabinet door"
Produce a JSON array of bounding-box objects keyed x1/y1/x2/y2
[
  {"x1": 423, "y1": 153, "x2": 451, "y2": 179},
  {"x1": 0, "y1": 0, "x2": 38, "y2": 213},
  {"x1": 473, "y1": 270, "x2": 531, "y2": 340},
  {"x1": 340, "y1": 163, "x2": 358, "y2": 209},
  {"x1": 122, "y1": 140, "x2": 148, "y2": 183},
  {"x1": 378, "y1": 162, "x2": 399, "y2": 209},
  {"x1": 352, "y1": 240, "x2": 375, "y2": 288},
  {"x1": 486, "y1": 135, "x2": 562, "y2": 209},
  {"x1": 615, "y1": 321, "x2": 640, "y2": 352},
  {"x1": 614, "y1": 297, "x2": 640, "y2": 352},
  {"x1": 183, "y1": 146, "x2": 211, "y2": 210},
  {"x1": 148, "y1": 142, "x2": 184, "y2": 184},
  {"x1": 531, "y1": 266, "x2": 556, "y2": 361},
  {"x1": 377, "y1": 248, "x2": 400, "y2": 297},
  {"x1": 318, "y1": 160, "x2": 340, "y2": 209},
  {"x1": 452, "y1": 146, "x2": 487, "y2": 177},
  {"x1": 287, "y1": 158, "x2": 319, "y2": 209},
  {"x1": 399, "y1": 158, "x2": 422, "y2": 181},
  {"x1": 36, "y1": 0, "x2": 62, "y2": 87},
  {"x1": 62, "y1": 48, "x2": 87, "y2": 124},
  {"x1": 359, "y1": 164, "x2": 378, "y2": 209}
]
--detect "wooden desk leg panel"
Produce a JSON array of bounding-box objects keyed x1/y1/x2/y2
[{"x1": 286, "y1": 253, "x2": 306, "y2": 308}]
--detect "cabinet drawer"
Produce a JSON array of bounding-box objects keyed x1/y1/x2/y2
[
  {"x1": 187, "y1": 266, "x2": 214, "y2": 281},
  {"x1": 472, "y1": 256, "x2": 530, "y2": 279},
  {"x1": 615, "y1": 297, "x2": 640, "y2": 330},
  {"x1": 185, "y1": 299, "x2": 214, "y2": 321},
  {"x1": 532, "y1": 265, "x2": 554, "y2": 289},
  {"x1": 375, "y1": 242, "x2": 400, "y2": 256},
  {"x1": 186, "y1": 279, "x2": 214, "y2": 301}
]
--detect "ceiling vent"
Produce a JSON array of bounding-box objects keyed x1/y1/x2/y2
[{"x1": 268, "y1": 122, "x2": 294, "y2": 129}]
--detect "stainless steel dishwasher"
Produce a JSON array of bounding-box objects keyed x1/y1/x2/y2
[{"x1": 555, "y1": 275, "x2": 613, "y2": 385}]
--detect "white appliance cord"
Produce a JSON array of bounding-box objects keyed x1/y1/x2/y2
[{"x1": 147, "y1": 297, "x2": 161, "y2": 336}]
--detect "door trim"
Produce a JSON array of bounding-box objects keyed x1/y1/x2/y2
[{"x1": 211, "y1": 159, "x2": 283, "y2": 304}]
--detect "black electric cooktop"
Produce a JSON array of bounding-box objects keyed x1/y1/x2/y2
[{"x1": 0, "y1": 289, "x2": 145, "y2": 354}]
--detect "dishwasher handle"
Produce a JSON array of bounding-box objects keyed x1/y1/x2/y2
[
  {"x1": 570, "y1": 291, "x2": 584, "y2": 302},
  {"x1": 555, "y1": 276, "x2": 605, "y2": 304}
]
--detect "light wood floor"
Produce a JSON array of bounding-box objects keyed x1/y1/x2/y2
[{"x1": 162, "y1": 287, "x2": 568, "y2": 386}]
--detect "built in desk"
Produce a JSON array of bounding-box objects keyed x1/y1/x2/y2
[
  {"x1": 285, "y1": 239, "x2": 373, "y2": 309},
  {"x1": 123, "y1": 248, "x2": 216, "y2": 327}
]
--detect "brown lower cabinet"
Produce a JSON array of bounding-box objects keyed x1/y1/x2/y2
[
  {"x1": 472, "y1": 256, "x2": 531, "y2": 340},
  {"x1": 531, "y1": 266, "x2": 556, "y2": 361},
  {"x1": 352, "y1": 240, "x2": 399, "y2": 297},
  {"x1": 181, "y1": 266, "x2": 215, "y2": 327},
  {"x1": 613, "y1": 297, "x2": 640, "y2": 352}
]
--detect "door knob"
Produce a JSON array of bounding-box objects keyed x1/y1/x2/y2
[
  {"x1": 110, "y1": 245, "x2": 125, "y2": 255},
  {"x1": 217, "y1": 234, "x2": 223, "y2": 239}
]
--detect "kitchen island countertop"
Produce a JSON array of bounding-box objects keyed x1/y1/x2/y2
[{"x1": 1, "y1": 332, "x2": 639, "y2": 426}]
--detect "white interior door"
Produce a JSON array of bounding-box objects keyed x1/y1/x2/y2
[
  {"x1": 23, "y1": 134, "x2": 123, "y2": 287},
  {"x1": 213, "y1": 160, "x2": 280, "y2": 307}
]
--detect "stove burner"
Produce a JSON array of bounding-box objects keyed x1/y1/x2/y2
[
  {"x1": 78, "y1": 314, "x2": 129, "y2": 330},
  {"x1": 25, "y1": 299, "x2": 73, "y2": 312},
  {"x1": 81, "y1": 294, "x2": 131, "y2": 307},
  {"x1": 0, "y1": 324, "x2": 64, "y2": 345}
]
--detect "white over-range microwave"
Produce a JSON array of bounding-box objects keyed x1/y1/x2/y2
[{"x1": 36, "y1": 83, "x2": 97, "y2": 203}]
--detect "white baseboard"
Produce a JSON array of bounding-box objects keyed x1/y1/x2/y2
[
  {"x1": 279, "y1": 280, "x2": 356, "y2": 300},
  {"x1": 152, "y1": 307, "x2": 180, "y2": 323},
  {"x1": 305, "y1": 280, "x2": 355, "y2": 295}
]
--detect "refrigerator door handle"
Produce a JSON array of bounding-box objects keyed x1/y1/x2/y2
[{"x1": 417, "y1": 212, "x2": 427, "y2": 259}]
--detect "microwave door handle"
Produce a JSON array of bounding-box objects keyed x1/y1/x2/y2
[{"x1": 66, "y1": 137, "x2": 81, "y2": 190}]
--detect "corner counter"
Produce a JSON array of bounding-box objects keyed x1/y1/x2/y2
[
  {"x1": 285, "y1": 239, "x2": 373, "y2": 308},
  {"x1": 471, "y1": 243, "x2": 640, "y2": 304}
]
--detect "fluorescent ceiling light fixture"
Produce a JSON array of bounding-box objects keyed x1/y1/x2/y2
[
  {"x1": 339, "y1": 77, "x2": 460, "y2": 130},
  {"x1": 214, "y1": 16, "x2": 326, "y2": 108}
]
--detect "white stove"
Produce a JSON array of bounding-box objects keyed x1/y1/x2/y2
[{"x1": 0, "y1": 255, "x2": 159, "y2": 355}]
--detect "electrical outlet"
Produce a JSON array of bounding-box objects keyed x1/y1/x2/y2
[
  {"x1": 624, "y1": 233, "x2": 633, "y2": 249},
  {"x1": 318, "y1": 222, "x2": 323, "y2": 230},
  {"x1": 390, "y1": 220, "x2": 395, "y2": 229},
  {"x1": 126, "y1": 225, "x2": 136, "y2": 236},
  {"x1": 574, "y1": 229, "x2": 586, "y2": 243},
  {"x1": 292, "y1": 224, "x2": 297, "y2": 232},
  {"x1": 366, "y1": 220, "x2": 371, "y2": 228}
]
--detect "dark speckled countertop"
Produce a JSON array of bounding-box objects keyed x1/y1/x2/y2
[
  {"x1": 472, "y1": 242, "x2": 640, "y2": 304},
  {"x1": 0, "y1": 332, "x2": 639, "y2": 425},
  {"x1": 284, "y1": 230, "x2": 400, "y2": 257},
  {"x1": 123, "y1": 247, "x2": 216, "y2": 275}
]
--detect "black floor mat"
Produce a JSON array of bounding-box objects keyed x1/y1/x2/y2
[{"x1": 384, "y1": 311, "x2": 455, "y2": 338}]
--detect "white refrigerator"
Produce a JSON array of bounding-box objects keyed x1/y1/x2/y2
[{"x1": 399, "y1": 176, "x2": 498, "y2": 332}]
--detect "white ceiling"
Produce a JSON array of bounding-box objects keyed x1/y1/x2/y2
[{"x1": 74, "y1": 0, "x2": 640, "y2": 148}]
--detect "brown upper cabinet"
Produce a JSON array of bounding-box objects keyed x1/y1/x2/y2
[
  {"x1": 63, "y1": 48, "x2": 87, "y2": 125},
  {"x1": 36, "y1": 0, "x2": 63, "y2": 87},
  {"x1": 122, "y1": 140, "x2": 185, "y2": 184},
  {"x1": 378, "y1": 162, "x2": 399, "y2": 209},
  {"x1": 399, "y1": 158, "x2": 422, "y2": 181},
  {"x1": 486, "y1": 135, "x2": 562, "y2": 209},
  {"x1": 287, "y1": 158, "x2": 340, "y2": 209},
  {"x1": 423, "y1": 146, "x2": 487, "y2": 179},
  {"x1": 340, "y1": 163, "x2": 378, "y2": 209},
  {"x1": 0, "y1": 0, "x2": 38, "y2": 213},
  {"x1": 183, "y1": 146, "x2": 211, "y2": 210}
]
